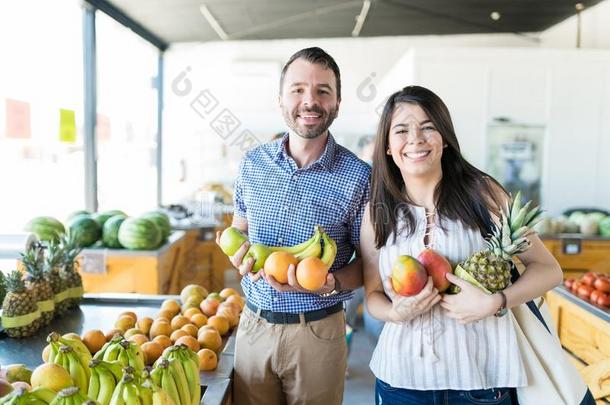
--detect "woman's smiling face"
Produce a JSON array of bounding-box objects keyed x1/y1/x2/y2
[{"x1": 387, "y1": 102, "x2": 444, "y2": 180}]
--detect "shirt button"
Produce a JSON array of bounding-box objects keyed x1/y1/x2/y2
[
  {"x1": 273, "y1": 297, "x2": 279, "y2": 302},
  {"x1": 284, "y1": 204, "x2": 289, "y2": 210},
  {"x1": 277, "y1": 237, "x2": 283, "y2": 244}
]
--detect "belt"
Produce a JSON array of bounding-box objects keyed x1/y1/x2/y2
[{"x1": 246, "y1": 301, "x2": 343, "y2": 324}]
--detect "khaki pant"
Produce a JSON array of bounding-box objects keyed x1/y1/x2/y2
[{"x1": 233, "y1": 306, "x2": 348, "y2": 405}]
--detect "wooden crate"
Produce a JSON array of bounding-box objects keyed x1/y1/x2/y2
[
  {"x1": 546, "y1": 290, "x2": 610, "y2": 402},
  {"x1": 542, "y1": 237, "x2": 610, "y2": 280},
  {"x1": 77, "y1": 232, "x2": 187, "y2": 295}
]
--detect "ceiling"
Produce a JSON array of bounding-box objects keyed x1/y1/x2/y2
[{"x1": 102, "y1": 0, "x2": 605, "y2": 44}]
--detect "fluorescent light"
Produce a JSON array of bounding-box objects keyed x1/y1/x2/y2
[{"x1": 200, "y1": 4, "x2": 229, "y2": 40}]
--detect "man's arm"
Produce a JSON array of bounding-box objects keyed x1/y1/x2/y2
[{"x1": 331, "y1": 252, "x2": 363, "y2": 291}]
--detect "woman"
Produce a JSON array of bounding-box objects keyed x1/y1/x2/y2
[{"x1": 360, "y1": 86, "x2": 563, "y2": 404}]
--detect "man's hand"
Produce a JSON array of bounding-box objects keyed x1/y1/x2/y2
[
  {"x1": 215, "y1": 230, "x2": 263, "y2": 282},
  {"x1": 440, "y1": 273, "x2": 501, "y2": 324},
  {"x1": 265, "y1": 264, "x2": 337, "y2": 295}
]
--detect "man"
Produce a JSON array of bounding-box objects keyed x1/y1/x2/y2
[{"x1": 218, "y1": 47, "x2": 370, "y2": 405}]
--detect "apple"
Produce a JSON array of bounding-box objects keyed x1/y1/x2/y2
[
  {"x1": 219, "y1": 227, "x2": 248, "y2": 256},
  {"x1": 391, "y1": 255, "x2": 427, "y2": 296},
  {"x1": 594, "y1": 277, "x2": 610, "y2": 293},
  {"x1": 244, "y1": 243, "x2": 271, "y2": 273},
  {"x1": 597, "y1": 292, "x2": 610, "y2": 308},
  {"x1": 417, "y1": 249, "x2": 452, "y2": 292},
  {"x1": 3, "y1": 364, "x2": 32, "y2": 384}
]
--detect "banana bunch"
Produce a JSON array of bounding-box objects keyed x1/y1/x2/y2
[
  {"x1": 270, "y1": 225, "x2": 337, "y2": 268},
  {"x1": 0, "y1": 387, "x2": 56, "y2": 404},
  {"x1": 161, "y1": 346, "x2": 200, "y2": 405},
  {"x1": 88, "y1": 359, "x2": 123, "y2": 405},
  {"x1": 49, "y1": 387, "x2": 88, "y2": 405},
  {"x1": 49, "y1": 345, "x2": 89, "y2": 395},
  {"x1": 94, "y1": 337, "x2": 144, "y2": 375},
  {"x1": 140, "y1": 369, "x2": 175, "y2": 405},
  {"x1": 47, "y1": 332, "x2": 92, "y2": 377},
  {"x1": 149, "y1": 359, "x2": 189, "y2": 405}
]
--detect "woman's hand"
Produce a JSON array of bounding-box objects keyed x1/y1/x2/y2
[
  {"x1": 440, "y1": 273, "x2": 502, "y2": 324},
  {"x1": 384, "y1": 276, "x2": 441, "y2": 323}
]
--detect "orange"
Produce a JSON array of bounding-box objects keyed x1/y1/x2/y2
[
  {"x1": 136, "y1": 317, "x2": 154, "y2": 336},
  {"x1": 264, "y1": 252, "x2": 297, "y2": 284},
  {"x1": 128, "y1": 334, "x2": 149, "y2": 347},
  {"x1": 207, "y1": 315, "x2": 230, "y2": 336},
  {"x1": 190, "y1": 313, "x2": 208, "y2": 328},
  {"x1": 156, "y1": 310, "x2": 174, "y2": 321},
  {"x1": 296, "y1": 257, "x2": 329, "y2": 291},
  {"x1": 118, "y1": 311, "x2": 137, "y2": 322},
  {"x1": 115, "y1": 315, "x2": 136, "y2": 332},
  {"x1": 175, "y1": 335, "x2": 200, "y2": 352},
  {"x1": 170, "y1": 329, "x2": 189, "y2": 343},
  {"x1": 105, "y1": 329, "x2": 123, "y2": 341},
  {"x1": 197, "y1": 329, "x2": 222, "y2": 352},
  {"x1": 152, "y1": 335, "x2": 172, "y2": 349},
  {"x1": 141, "y1": 341, "x2": 164, "y2": 366},
  {"x1": 82, "y1": 330, "x2": 106, "y2": 355},
  {"x1": 161, "y1": 299, "x2": 181, "y2": 317},
  {"x1": 149, "y1": 320, "x2": 172, "y2": 339},
  {"x1": 197, "y1": 348, "x2": 218, "y2": 371},
  {"x1": 170, "y1": 315, "x2": 191, "y2": 331}
]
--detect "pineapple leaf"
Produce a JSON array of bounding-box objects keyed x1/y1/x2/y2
[
  {"x1": 523, "y1": 205, "x2": 542, "y2": 225},
  {"x1": 509, "y1": 191, "x2": 523, "y2": 221},
  {"x1": 511, "y1": 200, "x2": 532, "y2": 232}
]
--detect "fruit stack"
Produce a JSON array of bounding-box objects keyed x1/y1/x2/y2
[
  {"x1": 390, "y1": 250, "x2": 453, "y2": 296},
  {"x1": 24, "y1": 209, "x2": 172, "y2": 251},
  {"x1": 219, "y1": 225, "x2": 337, "y2": 291},
  {"x1": 564, "y1": 272, "x2": 610, "y2": 308}
]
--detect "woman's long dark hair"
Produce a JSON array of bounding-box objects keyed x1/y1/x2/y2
[{"x1": 370, "y1": 85, "x2": 506, "y2": 249}]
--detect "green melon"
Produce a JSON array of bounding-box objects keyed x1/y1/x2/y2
[
  {"x1": 68, "y1": 215, "x2": 101, "y2": 247},
  {"x1": 118, "y1": 218, "x2": 161, "y2": 250},
  {"x1": 141, "y1": 211, "x2": 171, "y2": 241},
  {"x1": 92, "y1": 210, "x2": 127, "y2": 228},
  {"x1": 102, "y1": 215, "x2": 127, "y2": 248},
  {"x1": 24, "y1": 216, "x2": 65, "y2": 242},
  {"x1": 66, "y1": 210, "x2": 90, "y2": 222}
]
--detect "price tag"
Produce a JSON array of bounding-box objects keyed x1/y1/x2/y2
[
  {"x1": 562, "y1": 239, "x2": 582, "y2": 255},
  {"x1": 81, "y1": 251, "x2": 107, "y2": 274}
]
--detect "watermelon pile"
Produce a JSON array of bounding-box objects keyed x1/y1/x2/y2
[{"x1": 24, "y1": 209, "x2": 172, "y2": 250}]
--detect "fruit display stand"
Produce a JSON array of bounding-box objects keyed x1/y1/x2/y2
[
  {"x1": 76, "y1": 231, "x2": 188, "y2": 295},
  {"x1": 545, "y1": 287, "x2": 610, "y2": 403},
  {"x1": 0, "y1": 293, "x2": 234, "y2": 405},
  {"x1": 542, "y1": 235, "x2": 610, "y2": 279}
]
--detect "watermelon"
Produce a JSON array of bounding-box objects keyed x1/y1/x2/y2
[
  {"x1": 600, "y1": 216, "x2": 610, "y2": 238},
  {"x1": 68, "y1": 215, "x2": 102, "y2": 247},
  {"x1": 118, "y1": 218, "x2": 161, "y2": 250},
  {"x1": 141, "y1": 211, "x2": 171, "y2": 241},
  {"x1": 102, "y1": 215, "x2": 127, "y2": 248},
  {"x1": 66, "y1": 210, "x2": 90, "y2": 222},
  {"x1": 92, "y1": 210, "x2": 127, "y2": 228},
  {"x1": 24, "y1": 216, "x2": 65, "y2": 242}
]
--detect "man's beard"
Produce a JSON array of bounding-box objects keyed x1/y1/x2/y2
[{"x1": 282, "y1": 105, "x2": 338, "y2": 139}]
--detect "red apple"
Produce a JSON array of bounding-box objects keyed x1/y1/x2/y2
[
  {"x1": 577, "y1": 285, "x2": 593, "y2": 300},
  {"x1": 581, "y1": 272, "x2": 597, "y2": 286},
  {"x1": 417, "y1": 249, "x2": 452, "y2": 292},
  {"x1": 597, "y1": 292, "x2": 610, "y2": 308},
  {"x1": 391, "y1": 255, "x2": 427, "y2": 296},
  {"x1": 564, "y1": 279, "x2": 575, "y2": 290}
]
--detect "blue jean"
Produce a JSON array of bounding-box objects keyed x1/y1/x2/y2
[{"x1": 375, "y1": 378, "x2": 516, "y2": 405}]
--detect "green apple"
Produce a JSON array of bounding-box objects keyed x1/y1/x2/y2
[
  {"x1": 3, "y1": 364, "x2": 32, "y2": 384},
  {"x1": 219, "y1": 227, "x2": 248, "y2": 256},
  {"x1": 244, "y1": 243, "x2": 272, "y2": 273},
  {"x1": 207, "y1": 292, "x2": 224, "y2": 302}
]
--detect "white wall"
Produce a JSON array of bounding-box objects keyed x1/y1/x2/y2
[{"x1": 163, "y1": 3, "x2": 610, "y2": 212}]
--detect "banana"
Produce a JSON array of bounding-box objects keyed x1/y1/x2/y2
[
  {"x1": 166, "y1": 359, "x2": 190, "y2": 405},
  {"x1": 294, "y1": 230, "x2": 322, "y2": 260},
  {"x1": 30, "y1": 387, "x2": 57, "y2": 403},
  {"x1": 122, "y1": 382, "x2": 140, "y2": 405},
  {"x1": 137, "y1": 383, "x2": 153, "y2": 405},
  {"x1": 88, "y1": 366, "x2": 101, "y2": 401},
  {"x1": 156, "y1": 361, "x2": 179, "y2": 405},
  {"x1": 93, "y1": 341, "x2": 112, "y2": 361},
  {"x1": 151, "y1": 389, "x2": 174, "y2": 405},
  {"x1": 269, "y1": 226, "x2": 321, "y2": 254},
  {"x1": 108, "y1": 377, "x2": 126, "y2": 405},
  {"x1": 320, "y1": 230, "x2": 337, "y2": 269},
  {"x1": 149, "y1": 367, "x2": 162, "y2": 388},
  {"x1": 105, "y1": 362, "x2": 124, "y2": 383},
  {"x1": 165, "y1": 347, "x2": 199, "y2": 405},
  {"x1": 48, "y1": 333, "x2": 92, "y2": 377},
  {"x1": 96, "y1": 366, "x2": 116, "y2": 405},
  {"x1": 49, "y1": 387, "x2": 87, "y2": 405},
  {"x1": 125, "y1": 344, "x2": 144, "y2": 374},
  {"x1": 67, "y1": 348, "x2": 89, "y2": 395}
]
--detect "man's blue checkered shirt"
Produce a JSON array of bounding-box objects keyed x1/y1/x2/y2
[{"x1": 233, "y1": 133, "x2": 371, "y2": 313}]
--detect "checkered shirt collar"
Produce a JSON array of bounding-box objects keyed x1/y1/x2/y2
[{"x1": 273, "y1": 132, "x2": 337, "y2": 172}]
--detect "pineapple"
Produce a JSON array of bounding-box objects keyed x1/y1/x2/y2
[
  {"x1": 59, "y1": 233, "x2": 84, "y2": 309},
  {"x1": 44, "y1": 240, "x2": 70, "y2": 316},
  {"x1": 454, "y1": 192, "x2": 543, "y2": 293},
  {"x1": 21, "y1": 245, "x2": 55, "y2": 325},
  {"x1": 0, "y1": 271, "x2": 6, "y2": 303},
  {"x1": 1, "y1": 270, "x2": 41, "y2": 338}
]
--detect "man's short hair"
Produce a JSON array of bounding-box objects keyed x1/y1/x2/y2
[{"x1": 279, "y1": 47, "x2": 341, "y2": 99}]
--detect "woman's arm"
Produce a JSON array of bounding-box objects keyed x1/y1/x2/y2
[{"x1": 361, "y1": 204, "x2": 440, "y2": 323}]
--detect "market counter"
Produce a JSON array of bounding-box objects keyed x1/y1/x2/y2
[
  {"x1": 0, "y1": 293, "x2": 233, "y2": 405},
  {"x1": 546, "y1": 287, "x2": 610, "y2": 402},
  {"x1": 542, "y1": 235, "x2": 610, "y2": 279}
]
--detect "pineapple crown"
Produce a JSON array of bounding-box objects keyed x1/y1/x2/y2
[
  {"x1": 487, "y1": 191, "x2": 544, "y2": 260},
  {"x1": 60, "y1": 233, "x2": 83, "y2": 271},
  {"x1": 44, "y1": 240, "x2": 65, "y2": 270},
  {"x1": 5, "y1": 270, "x2": 26, "y2": 294},
  {"x1": 0, "y1": 271, "x2": 6, "y2": 301},
  {"x1": 20, "y1": 246, "x2": 45, "y2": 281}
]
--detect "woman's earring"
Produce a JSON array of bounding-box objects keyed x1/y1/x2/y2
[
  {"x1": 443, "y1": 144, "x2": 448, "y2": 148},
  {"x1": 386, "y1": 149, "x2": 391, "y2": 155}
]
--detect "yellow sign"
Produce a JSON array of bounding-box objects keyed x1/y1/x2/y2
[{"x1": 59, "y1": 108, "x2": 76, "y2": 143}]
